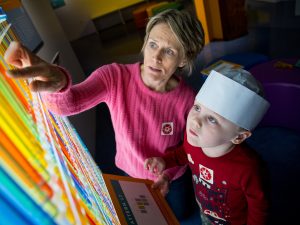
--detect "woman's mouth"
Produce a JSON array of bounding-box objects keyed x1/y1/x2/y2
[{"x1": 149, "y1": 66, "x2": 161, "y2": 72}]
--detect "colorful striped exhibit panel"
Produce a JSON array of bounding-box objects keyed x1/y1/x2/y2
[
  {"x1": 0, "y1": 6, "x2": 181, "y2": 224},
  {"x1": 0, "y1": 10, "x2": 120, "y2": 225}
]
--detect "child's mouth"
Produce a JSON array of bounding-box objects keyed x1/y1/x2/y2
[{"x1": 189, "y1": 129, "x2": 198, "y2": 137}]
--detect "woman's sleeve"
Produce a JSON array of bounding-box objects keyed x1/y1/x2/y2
[{"x1": 41, "y1": 66, "x2": 111, "y2": 116}]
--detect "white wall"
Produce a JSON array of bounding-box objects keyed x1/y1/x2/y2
[
  {"x1": 21, "y1": 0, "x2": 83, "y2": 77},
  {"x1": 53, "y1": 0, "x2": 97, "y2": 41},
  {"x1": 50, "y1": 0, "x2": 145, "y2": 41},
  {"x1": 21, "y1": 0, "x2": 96, "y2": 156}
]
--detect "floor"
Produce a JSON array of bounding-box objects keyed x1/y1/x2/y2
[{"x1": 70, "y1": 1, "x2": 300, "y2": 224}]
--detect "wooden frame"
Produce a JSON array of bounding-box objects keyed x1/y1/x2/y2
[{"x1": 102, "y1": 174, "x2": 179, "y2": 225}]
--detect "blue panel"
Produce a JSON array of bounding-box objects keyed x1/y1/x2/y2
[{"x1": 0, "y1": 168, "x2": 56, "y2": 225}]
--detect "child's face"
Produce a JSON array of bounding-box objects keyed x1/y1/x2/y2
[{"x1": 186, "y1": 102, "x2": 241, "y2": 148}]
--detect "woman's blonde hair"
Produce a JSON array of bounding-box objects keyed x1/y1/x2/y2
[{"x1": 142, "y1": 9, "x2": 204, "y2": 75}]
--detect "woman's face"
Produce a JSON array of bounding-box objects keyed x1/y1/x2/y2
[{"x1": 142, "y1": 23, "x2": 186, "y2": 85}]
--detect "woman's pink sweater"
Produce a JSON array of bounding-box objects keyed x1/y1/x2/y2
[{"x1": 42, "y1": 63, "x2": 195, "y2": 181}]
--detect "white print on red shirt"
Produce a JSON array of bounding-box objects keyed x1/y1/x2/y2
[
  {"x1": 187, "y1": 154, "x2": 194, "y2": 164},
  {"x1": 195, "y1": 165, "x2": 229, "y2": 225},
  {"x1": 161, "y1": 122, "x2": 173, "y2": 135},
  {"x1": 199, "y1": 164, "x2": 214, "y2": 185}
]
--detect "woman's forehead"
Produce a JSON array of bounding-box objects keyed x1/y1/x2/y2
[{"x1": 148, "y1": 23, "x2": 182, "y2": 49}]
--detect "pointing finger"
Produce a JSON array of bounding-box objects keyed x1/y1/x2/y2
[
  {"x1": 6, "y1": 65, "x2": 49, "y2": 79},
  {"x1": 29, "y1": 80, "x2": 60, "y2": 93}
]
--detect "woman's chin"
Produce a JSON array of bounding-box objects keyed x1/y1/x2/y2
[{"x1": 148, "y1": 67, "x2": 162, "y2": 77}]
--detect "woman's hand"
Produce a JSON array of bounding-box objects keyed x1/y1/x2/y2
[
  {"x1": 152, "y1": 173, "x2": 170, "y2": 196},
  {"x1": 144, "y1": 157, "x2": 166, "y2": 176},
  {"x1": 4, "y1": 41, "x2": 67, "y2": 93}
]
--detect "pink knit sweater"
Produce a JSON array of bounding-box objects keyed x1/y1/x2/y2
[{"x1": 42, "y1": 63, "x2": 195, "y2": 181}]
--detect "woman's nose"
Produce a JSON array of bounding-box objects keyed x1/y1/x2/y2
[{"x1": 153, "y1": 50, "x2": 162, "y2": 63}]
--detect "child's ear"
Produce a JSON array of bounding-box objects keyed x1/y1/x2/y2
[{"x1": 231, "y1": 131, "x2": 252, "y2": 144}]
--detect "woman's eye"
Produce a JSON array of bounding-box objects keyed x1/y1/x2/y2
[
  {"x1": 194, "y1": 105, "x2": 200, "y2": 112},
  {"x1": 166, "y1": 49, "x2": 175, "y2": 56},
  {"x1": 149, "y1": 42, "x2": 157, "y2": 48},
  {"x1": 208, "y1": 116, "x2": 217, "y2": 124}
]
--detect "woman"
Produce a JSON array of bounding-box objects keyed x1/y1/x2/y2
[{"x1": 4, "y1": 9, "x2": 204, "y2": 220}]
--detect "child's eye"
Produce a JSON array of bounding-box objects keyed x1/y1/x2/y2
[
  {"x1": 208, "y1": 116, "x2": 217, "y2": 124},
  {"x1": 193, "y1": 105, "x2": 201, "y2": 112}
]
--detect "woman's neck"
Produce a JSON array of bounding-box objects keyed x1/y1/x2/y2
[{"x1": 140, "y1": 65, "x2": 179, "y2": 93}]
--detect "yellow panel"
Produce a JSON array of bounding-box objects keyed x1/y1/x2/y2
[
  {"x1": 206, "y1": 0, "x2": 223, "y2": 40},
  {"x1": 193, "y1": 0, "x2": 210, "y2": 44},
  {"x1": 193, "y1": 0, "x2": 223, "y2": 43},
  {"x1": 87, "y1": 0, "x2": 145, "y2": 19}
]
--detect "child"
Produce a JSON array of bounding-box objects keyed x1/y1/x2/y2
[{"x1": 145, "y1": 69, "x2": 270, "y2": 225}]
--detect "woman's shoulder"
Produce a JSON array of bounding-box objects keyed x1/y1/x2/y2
[
  {"x1": 177, "y1": 78, "x2": 196, "y2": 97},
  {"x1": 99, "y1": 62, "x2": 140, "y2": 73},
  {"x1": 90, "y1": 63, "x2": 141, "y2": 82}
]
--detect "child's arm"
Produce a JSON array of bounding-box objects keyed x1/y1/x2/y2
[
  {"x1": 164, "y1": 144, "x2": 189, "y2": 168},
  {"x1": 144, "y1": 144, "x2": 188, "y2": 176},
  {"x1": 244, "y1": 164, "x2": 269, "y2": 225},
  {"x1": 144, "y1": 145, "x2": 189, "y2": 196}
]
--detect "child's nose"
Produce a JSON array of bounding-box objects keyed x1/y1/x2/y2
[{"x1": 194, "y1": 118, "x2": 202, "y2": 129}]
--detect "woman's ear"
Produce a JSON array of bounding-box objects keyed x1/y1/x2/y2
[
  {"x1": 232, "y1": 131, "x2": 252, "y2": 144},
  {"x1": 178, "y1": 58, "x2": 187, "y2": 68}
]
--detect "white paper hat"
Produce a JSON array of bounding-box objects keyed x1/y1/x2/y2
[{"x1": 196, "y1": 69, "x2": 270, "y2": 130}]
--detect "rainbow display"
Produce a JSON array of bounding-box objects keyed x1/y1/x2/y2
[{"x1": 0, "y1": 11, "x2": 120, "y2": 225}]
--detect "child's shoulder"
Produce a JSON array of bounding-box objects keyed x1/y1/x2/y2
[{"x1": 235, "y1": 143, "x2": 264, "y2": 166}]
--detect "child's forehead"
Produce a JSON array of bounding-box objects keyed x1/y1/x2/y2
[
  {"x1": 194, "y1": 101, "x2": 219, "y2": 115},
  {"x1": 193, "y1": 101, "x2": 239, "y2": 126},
  {"x1": 195, "y1": 70, "x2": 269, "y2": 130}
]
